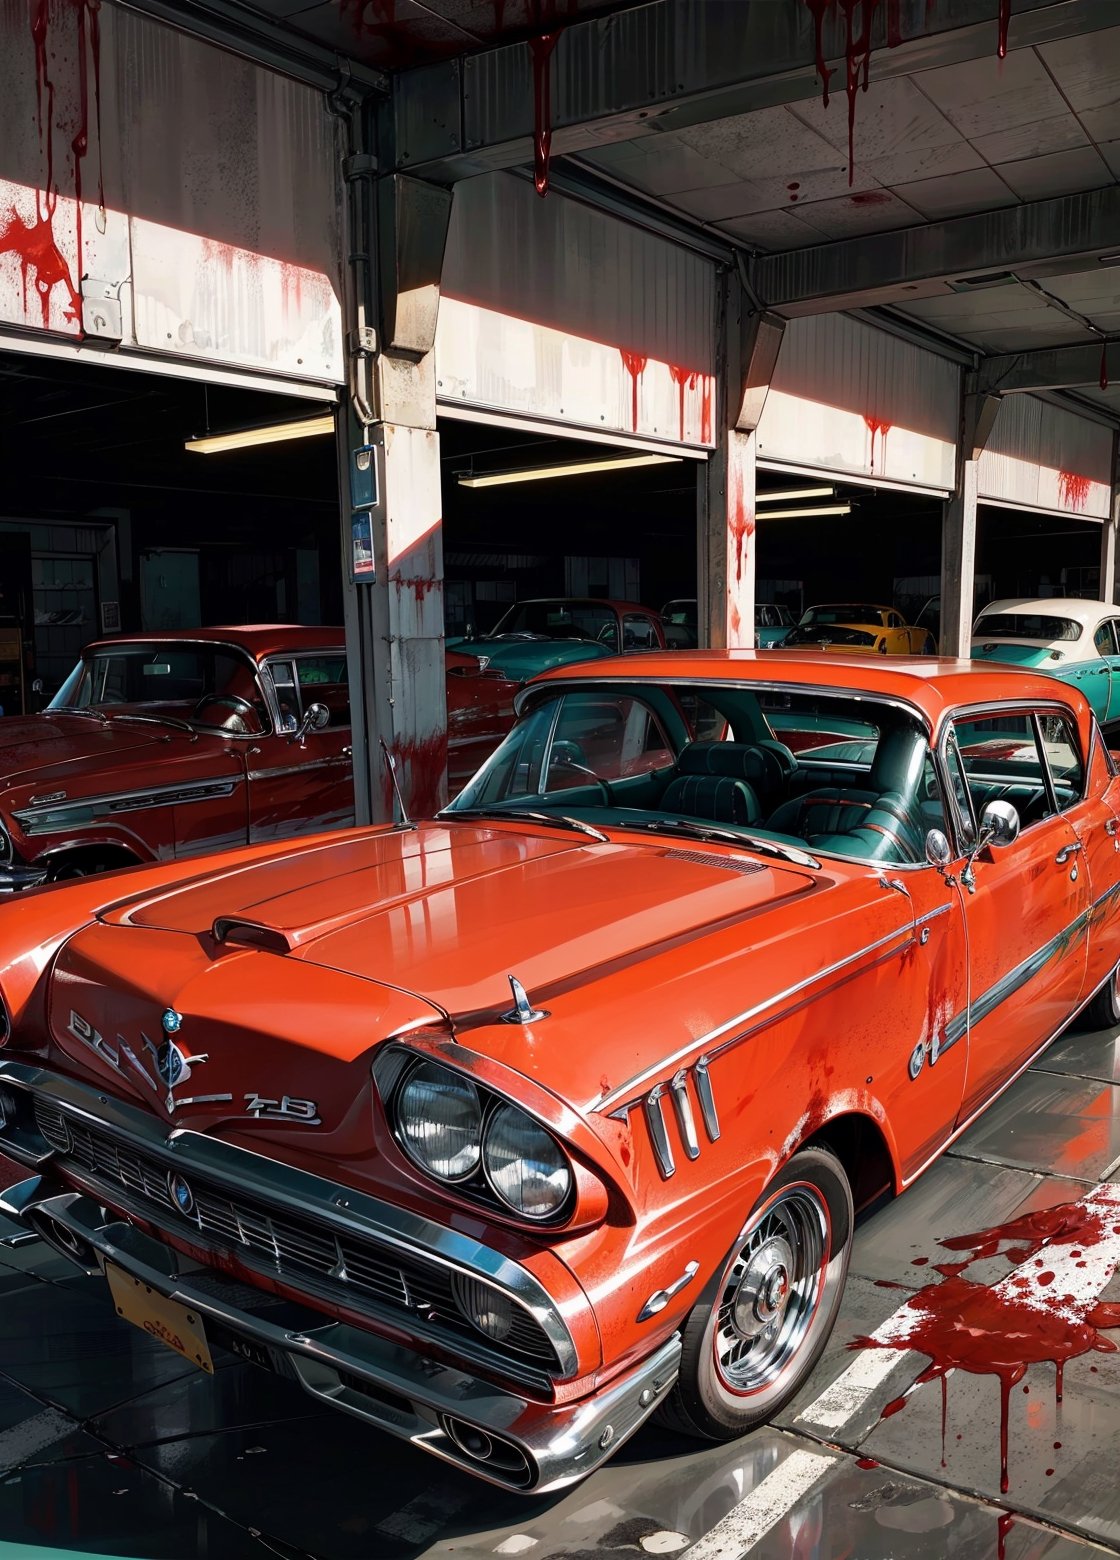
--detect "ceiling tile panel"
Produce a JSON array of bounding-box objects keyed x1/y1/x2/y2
[
  {"x1": 674, "y1": 105, "x2": 842, "y2": 181},
  {"x1": 580, "y1": 137, "x2": 743, "y2": 196},
  {"x1": 892, "y1": 167, "x2": 1018, "y2": 219},
  {"x1": 1097, "y1": 140, "x2": 1120, "y2": 180},
  {"x1": 1037, "y1": 26, "x2": 1120, "y2": 111},
  {"x1": 782, "y1": 189, "x2": 923, "y2": 239},
  {"x1": 1030, "y1": 268, "x2": 1120, "y2": 313},
  {"x1": 994, "y1": 145, "x2": 1113, "y2": 201},
  {"x1": 858, "y1": 139, "x2": 983, "y2": 187},
  {"x1": 787, "y1": 75, "x2": 964, "y2": 161},
  {"x1": 1079, "y1": 104, "x2": 1120, "y2": 144},
  {"x1": 916, "y1": 49, "x2": 1069, "y2": 136},
  {"x1": 715, "y1": 208, "x2": 831, "y2": 250},
  {"x1": 971, "y1": 115, "x2": 1088, "y2": 165}
]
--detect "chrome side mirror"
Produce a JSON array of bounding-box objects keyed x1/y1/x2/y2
[
  {"x1": 925, "y1": 828, "x2": 951, "y2": 868},
  {"x1": 292, "y1": 701, "x2": 330, "y2": 744},
  {"x1": 978, "y1": 799, "x2": 1019, "y2": 849}
]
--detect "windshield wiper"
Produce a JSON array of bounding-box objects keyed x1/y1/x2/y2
[
  {"x1": 438, "y1": 807, "x2": 608, "y2": 842},
  {"x1": 621, "y1": 817, "x2": 821, "y2": 867},
  {"x1": 109, "y1": 712, "x2": 196, "y2": 737}
]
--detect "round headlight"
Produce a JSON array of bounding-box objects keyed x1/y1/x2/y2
[
  {"x1": 397, "y1": 1061, "x2": 482, "y2": 1181},
  {"x1": 452, "y1": 1274, "x2": 515, "y2": 1342},
  {"x1": 483, "y1": 1103, "x2": 571, "y2": 1220}
]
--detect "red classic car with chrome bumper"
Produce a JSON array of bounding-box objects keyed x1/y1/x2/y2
[{"x1": 0, "y1": 652, "x2": 1116, "y2": 1492}]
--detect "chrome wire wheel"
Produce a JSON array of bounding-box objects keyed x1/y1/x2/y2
[
  {"x1": 1085, "y1": 958, "x2": 1120, "y2": 1031},
  {"x1": 657, "y1": 1146, "x2": 853, "y2": 1441},
  {"x1": 712, "y1": 1185, "x2": 828, "y2": 1396}
]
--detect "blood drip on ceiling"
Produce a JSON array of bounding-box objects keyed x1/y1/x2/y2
[
  {"x1": 619, "y1": 349, "x2": 647, "y2": 431},
  {"x1": 4, "y1": 0, "x2": 104, "y2": 334},
  {"x1": 804, "y1": 1, "x2": 1014, "y2": 185}
]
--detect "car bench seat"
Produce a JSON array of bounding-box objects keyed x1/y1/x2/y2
[
  {"x1": 660, "y1": 743, "x2": 766, "y2": 826},
  {"x1": 764, "y1": 728, "x2": 927, "y2": 862},
  {"x1": 665, "y1": 740, "x2": 794, "y2": 812}
]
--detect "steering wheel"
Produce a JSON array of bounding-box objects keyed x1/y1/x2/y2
[
  {"x1": 191, "y1": 693, "x2": 257, "y2": 732},
  {"x1": 551, "y1": 742, "x2": 613, "y2": 804}
]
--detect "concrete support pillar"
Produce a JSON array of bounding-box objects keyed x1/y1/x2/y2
[
  {"x1": 940, "y1": 388, "x2": 1000, "y2": 659},
  {"x1": 338, "y1": 94, "x2": 452, "y2": 824},
  {"x1": 698, "y1": 273, "x2": 783, "y2": 649}
]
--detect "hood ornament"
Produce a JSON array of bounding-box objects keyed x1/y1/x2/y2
[
  {"x1": 502, "y1": 975, "x2": 548, "y2": 1025},
  {"x1": 156, "y1": 1007, "x2": 211, "y2": 1112}
]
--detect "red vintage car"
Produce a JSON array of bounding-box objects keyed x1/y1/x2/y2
[
  {"x1": 0, "y1": 653, "x2": 1115, "y2": 1493},
  {"x1": 0, "y1": 627, "x2": 355, "y2": 889}
]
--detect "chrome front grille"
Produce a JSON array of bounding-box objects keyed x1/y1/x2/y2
[{"x1": 33, "y1": 1100, "x2": 557, "y2": 1373}]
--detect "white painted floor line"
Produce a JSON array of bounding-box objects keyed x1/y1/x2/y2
[
  {"x1": 680, "y1": 1447, "x2": 834, "y2": 1559},
  {"x1": 0, "y1": 1407, "x2": 77, "y2": 1471},
  {"x1": 798, "y1": 1181, "x2": 1120, "y2": 1436}
]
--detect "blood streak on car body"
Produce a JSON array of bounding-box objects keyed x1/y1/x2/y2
[{"x1": 0, "y1": 652, "x2": 1116, "y2": 1493}]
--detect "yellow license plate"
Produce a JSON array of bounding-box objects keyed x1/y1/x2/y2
[{"x1": 106, "y1": 1263, "x2": 214, "y2": 1374}]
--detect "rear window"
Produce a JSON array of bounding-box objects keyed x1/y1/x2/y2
[
  {"x1": 801, "y1": 606, "x2": 880, "y2": 625},
  {"x1": 784, "y1": 625, "x2": 879, "y2": 648},
  {"x1": 975, "y1": 613, "x2": 1082, "y2": 642}
]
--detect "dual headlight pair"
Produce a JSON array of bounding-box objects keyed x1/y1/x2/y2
[{"x1": 394, "y1": 1059, "x2": 571, "y2": 1222}]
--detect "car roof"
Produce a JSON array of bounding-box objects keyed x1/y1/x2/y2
[
  {"x1": 527, "y1": 649, "x2": 1092, "y2": 729},
  {"x1": 81, "y1": 625, "x2": 345, "y2": 660},
  {"x1": 978, "y1": 598, "x2": 1107, "y2": 626}
]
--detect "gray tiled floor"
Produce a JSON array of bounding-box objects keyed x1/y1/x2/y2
[{"x1": 1, "y1": 1025, "x2": 1120, "y2": 1557}]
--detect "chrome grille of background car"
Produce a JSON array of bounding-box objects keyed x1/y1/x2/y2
[{"x1": 33, "y1": 1100, "x2": 558, "y2": 1372}]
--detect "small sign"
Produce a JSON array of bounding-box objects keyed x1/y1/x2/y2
[
  {"x1": 101, "y1": 600, "x2": 121, "y2": 633},
  {"x1": 350, "y1": 443, "x2": 380, "y2": 511},
  {"x1": 351, "y1": 513, "x2": 375, "y2": 580}
]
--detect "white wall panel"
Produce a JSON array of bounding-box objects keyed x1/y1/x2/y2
[
  {"x1": 978, "y1": 395, "x2": 1112, "y2": 520},
  {"x1": 0, "y1": 0, "x2": 343, "y2": 383},
  {"x1": 438, "y1": 172, "x2": 716, "y2": 446},
  {"x1": 756, "y1": 314, "x2": 959, "y2": 492}
]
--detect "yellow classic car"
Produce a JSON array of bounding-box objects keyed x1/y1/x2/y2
[{"x1": 780, "y1": 604, "x2": 937, "y2": 656}]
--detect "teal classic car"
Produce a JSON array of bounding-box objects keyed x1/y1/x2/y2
[
  {"x1": 971, "y1": 597, "x2": 1120, "y2": 727},
  {"x1": 658, "y1": 599, "x2": 794, "y2": 648},
  {"x1": 449, "y1": 597, "x2": 667, "y2": 681}
]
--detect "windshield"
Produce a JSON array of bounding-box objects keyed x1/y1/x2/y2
[
  {"x1": 489, "y1": 601, "x2": 617, "y2": 646},
  {"x1": 49, "y1": 642, "x2": 268, "y2": 733},
  {"x1": 445, "y1": 680, "x2": 942, "y2": 868},
  {"x1": 974, "y1": 612, "x2": 1082, "y2": 643},
  {"x1": 783, "y1": 625, "x2": 880, "y2": 648},
  {"x1": 801, "y1": 606, "x2": 883, "y2": 626}
]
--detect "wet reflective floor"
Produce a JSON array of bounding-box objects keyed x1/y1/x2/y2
[{"x1": 2, "y1": 1025, "x2": 1120, "y2": 1558}]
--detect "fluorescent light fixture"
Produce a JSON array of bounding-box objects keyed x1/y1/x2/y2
[
  {"x1": 759, "y1": 502, "x2": 851, "y2": 519},
  {"x1": 757, "y1": 485, "x2": 835, "y2": 504},
  {"x1": 457, "y1": 453, "x2": 680, "y2": 488},
  {"x1": 185, "y1": 414, "x2": 335, "y2": 454}
]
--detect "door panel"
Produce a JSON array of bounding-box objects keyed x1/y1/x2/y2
[
  {"x1": 947, "y1": 714, "x2": 1090, "y2": 1122},
  {"x1": 1071, "y1": 725, "x2": 1120, "y2": 999}
]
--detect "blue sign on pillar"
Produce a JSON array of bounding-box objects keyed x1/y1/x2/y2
[{"x1": 349, "y1": 441, "x2": 380, "y2": 583}]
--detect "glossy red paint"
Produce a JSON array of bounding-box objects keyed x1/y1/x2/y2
[
  {"x1": 1058, "y1": 471, "x2": 1091, "y2": 511},
  {"x1": 619, "y1": 349, "x2": 648, "y2": 430},
  {"x1": 529, "y1": 31, "x2": 561, "y2": 196},
  {"x1": 864, "y1": 415, "x2": 891, "y2": 473},
  {"x1": 856, "y1": 1193, "x2": 1120, "y2": 1493}
]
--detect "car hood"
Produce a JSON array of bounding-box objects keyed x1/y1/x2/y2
[
  {"x1": 0, "y1": 713, "x2": 167, "y2": 791},
  {"x1": 970, "y1": 641, "x2": 1059, "y2": 668},
  {"x1": 444, "y1": 638, "x2": 613, "y2": 681},
  {"x1": 47, "y1": 821, "x2": 827, "y2": 1124}
]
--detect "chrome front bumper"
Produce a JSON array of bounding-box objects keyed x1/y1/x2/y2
[{"x1": 1, "y1": 1176, "x2": 680, "y2": 1492}]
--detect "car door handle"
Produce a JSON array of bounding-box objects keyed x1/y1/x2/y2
[{"x1": 1056, "y1": 842, "x2": 1083, "y2": 863}]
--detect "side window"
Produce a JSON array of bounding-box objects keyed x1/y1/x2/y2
[
  {"x1": 264, "y1": 659, "x2": 299, "y2": 732},
  {"x1": 1094, "y1": 622, "x2": 1116, "y2": 657},
  {"x1": 952, "y1": 714, "x2": 1052, "y2": 832},
  {"x1": 295, "y1": 656, "x2": 350, "y2": 729},
  {"x1": 1109, "y1": 621, "x2": 1120, "y2": 655},
  {"x1": 942, "y1": 732, "x2": 976, "y2": 846},
  {"x1": 678, "y1": 692, "x2": 727, "y2": 742},
  {"x1": 1040, "y1": 714, "x2": 1084, "y2": 808},
  {"x1": 622, "y1": 613, "x2": 655, "y2": 650}
]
